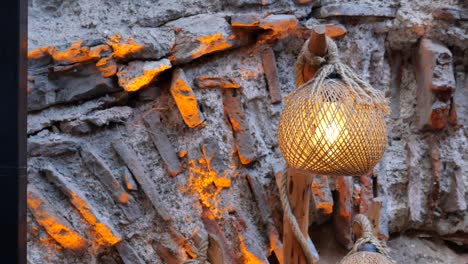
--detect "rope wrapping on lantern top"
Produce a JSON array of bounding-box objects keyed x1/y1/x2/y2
[{"x1": 294, "y1": 37, "x2": 389, "y2": 113}]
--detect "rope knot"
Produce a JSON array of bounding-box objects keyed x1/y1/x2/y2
[{"x1": 302, "y1": 36, "x2": 341, "y2": 67}]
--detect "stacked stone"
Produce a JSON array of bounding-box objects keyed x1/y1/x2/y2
[{"x1": 27, "y1": 0, "x2": 467, "y2": 263}]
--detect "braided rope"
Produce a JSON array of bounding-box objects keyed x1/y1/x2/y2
[
  {"x1": 279, "y1": 172, "x2": 318, "y2": 264},
  {"x1": 294, "y1": 37, "x2": 388, "y2": 113},
  {"x1": 183, "y1": 235, "x2": 210, "y2": 264},
  {"x1": 341, "y1": 214, "x2": 395, "y2": 264}
]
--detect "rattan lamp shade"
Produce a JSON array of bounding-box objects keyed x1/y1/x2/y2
[{"x1": 278, "y1": 79, "x2": 387, "y2": 176}]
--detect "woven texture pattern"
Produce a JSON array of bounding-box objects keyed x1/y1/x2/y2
[
  {"x1": 278, "y1": 38, "x2": 388, "y2": 176},
  {"x1": 340, "y1": 252, "x2": 394, "y2": 264}
]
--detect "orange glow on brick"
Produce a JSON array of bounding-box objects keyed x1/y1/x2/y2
[
  {"x1": 192, "y1": 33, "x2": 232, "y2": 60},
  {"x1": 117, "y1": 62, "x2": 172, "y2": 92},
  {"x1": 182, "y1": 146, "x2": 231, "y2": 218},
  {"x1": 170, "y1": 69, "x2": 204, "y2": 128},
  {"x1": 50, "y1": 40, "x2": 99, "y2": 64},
  {"x1": 28, "y1": 46, "x2": 52, "y2": 60},
  {"x1": 311, "y1": 181, "x2": 333, "y2": 214},
  {"x1": 239, "y1": 235, "x2": 267, "y2": 264},
  {"x1": 96, "y1": 57, "x2": 117, "y2": 77},
  {"x1": 68, "y1": 192, "x2": 121, "y2": 246},
  {"x1": 107, "y1": 34, "x2": 144, "y2": 60},
  {"x1": 27, "y1": 191, "x2": 88, "y2": 251},
  {"x1": 89, "y1": 45, "x2": 111, "y2": 58}
]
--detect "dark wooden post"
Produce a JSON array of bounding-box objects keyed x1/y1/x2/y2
[
  {"x1": 302, "y1": 25, "x2": 328, "y2": 83},
  {"x1": 283, "y1": 26, "x2": 327, "y2": 264}
]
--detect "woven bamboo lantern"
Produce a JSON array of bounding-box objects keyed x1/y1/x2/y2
[{"x1": 278, "y1": 38, "x2": 389, "y2": 176}]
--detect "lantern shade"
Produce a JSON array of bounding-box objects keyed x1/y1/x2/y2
[
  {"x1": 339, "y1": 252, "x2": 394, "y2": 264},
  {"x1": 278, "y1": 79, "x2": 387, "y2": 176}
]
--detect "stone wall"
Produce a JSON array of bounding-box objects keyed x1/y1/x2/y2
[{"x1": 27, "y1": 0, "x2": 467, "y2": 263}]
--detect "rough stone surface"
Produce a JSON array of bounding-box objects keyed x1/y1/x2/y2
[
  {"x1": 27, "y1": 0, "x2": 468, "y2": 263},
  {"x1": 167, "y1": 14, "x2": 246, "y2": 65},
  {"x1": 195, "y1": 76, "x2": 240, "y2": 89},
  {"x1": 170, "y1": 69, "x2": 205, "y2": 128},
  {"x1": 27, "y1": 186, "x2": 89, "y2": 251},
  {"x1": 313, "y1": 4, "x2": 397, "y2": 18},
  {"x1": 107, "y1": 28, "x2": 175, "y2": 61},
  {"x1": 231, "y1": 14, "x2": 299, "y2": 42},
  {"x1": 28, "y1": 61, "x2": 121, "y2": 111},
  {"x1": 414, "y1": 38, "x2": 456, "y2": 131},
  {"x1": 260, "y1": 47, "x2": 282, "y2": 104},
  {"x1": 117, "y1": 59, "x2": 172, "y2": 92}
]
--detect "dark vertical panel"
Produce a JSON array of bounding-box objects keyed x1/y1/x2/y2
[{"x1": 0, "y1": 0, "x2": 27, "y2": 263}]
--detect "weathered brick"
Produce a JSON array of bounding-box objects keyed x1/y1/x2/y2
[
  {"x1": 153, "y1": 238, "x2": 189, "y2": 264},
  {"x1": 223, "y1": 90, "x2": 258, "y2": 165},
  {"x1": 292, "y1": 0, "x2": 313, "y2": 4},
  {"x1": 170, "y1": 69, "x2": 205, "y2": 128},
  {"x1": 233, "y1": 212, "x2": 269, "y2": 264},
  {"x1": 59, "y1": 120, "x2": 93, "y2": 135},
  {"x1": 201, "y1": 208, "x2": 236, "y2": 264},
  {"x1": 112, "y1": 140, "x2": 172, "y2": 221},
  {"x1": 406, "y1": 140, "x2": 424, "y2": 225},
  {"x1": 84, "y1": 106, "x2": 133, "y2": 127},
  {"x1": 122, "y1": 167, "x2": 138, "y2": 192},
  {"x1": 168, "y1": 226, "x2": 199, "y2": 259},
  {"x1": 96, "y1": 57, "x2": 118, "y2": 78},
  {"x1": 27, "y1": 186, "x2": 88, "y2": 251},
  {"x1": 313, "y1": 4, "x2": 397, "y2": 18},
  {"x1": 443, "y1": 165, "x2": 467, "y2": 213},
  {"x1": 138, "y1": 85, "x2": 160, "y2": 101},
  {"x1": 389, "y1": 50, "x2": 403, "y2": 120},
  {"x1": 115, "y1": 240, "x2": 145, "y2": 264},
  {"x1": 49, "y1": 40, "x2": 102, "y2": 65},
  {"x1": 427, "y1": 137, "x2": 441, "y2": 224},
  {"x1": 415, "y1": 39, "x2": 456, "y2": 131},
  {"x1": 80, "y1": 147, "x2": 141, "y2": 221},
  {"x1": 231, "y1": 14, "x2": 298, "y2": 42},
  {"x1": 143, "y1": 110, "x2": 183, "y2": 176},
  {"x1": 311, "y1": 175, "x2": 333, "y2": 216},
  {"x1": 260, "y1": 47, "x2": 282, "y2": 104},
  {"x1": 195, "y1": 76, "x2": 240, "y2": 89},
  {"x1": 117, "y1": 59, "x2": 172, "y2": 92},
  {"x1": 43, "y1": 166, "x2": 122, "y2": 247},
  {"x1": 28, "y1": 61, "x2": 121, "y2": 111},
  {"x1": 246, "y1": 173, "x2": 283, "y2": 263},
  {"x1": 107, "y1": 28, "x2": 175, "y2": 61},
  {"x1": 433, "y1": 7, "x2": 468, "y2": 21},
  {"x1": 167, "y1": 15, "x2": 246, "y2": 65},
  {"x1": 28, "y1": 136, "x2": 80, "y2": 157},
  {"x1": 333, "y1": 177, "x2": 354, "y2": 249},
  {"x1": 224, "y1": 0, "x2": 274, "y2": 7},
  {"x1": 359, "y1": 174, "x2": 374, "y2": 214},
  {"x1": 28, "y1": 46, "x2": 53, "y2": 69}
]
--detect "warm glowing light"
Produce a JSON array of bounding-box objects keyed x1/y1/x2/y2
[
  {"x1": 313, "y1": 102, "x2": 345, "y2": 145},
  {"x1": 278, "y1": 79, "x2": 387, "y2": 176}
]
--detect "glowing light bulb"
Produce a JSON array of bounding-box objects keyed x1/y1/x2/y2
[
  {"x1": 314, "y1": 102, "x2": 345, "y2": 146},
  {"x1": 318, "y1": 120, "x2": 340, "y2": 144}
]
